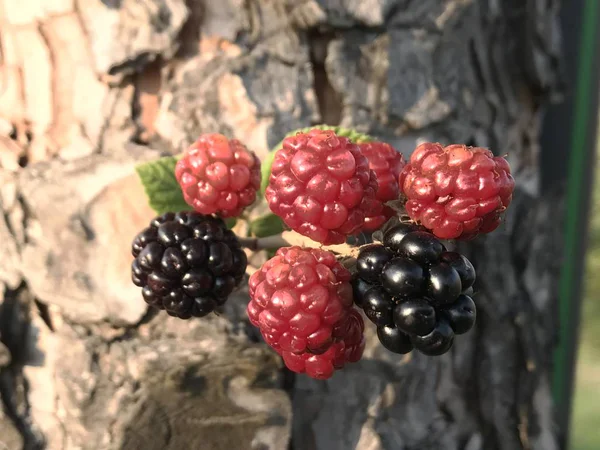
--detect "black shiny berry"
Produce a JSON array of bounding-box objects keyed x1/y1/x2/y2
[
  {"x1": 208, "y1": 242, "x2": 234, "y2": 275},
  {"x1": 382, "y1": 223, "x2": 419, "y2": 253},
  {"x1": 393, "y1": 299, "x2": 436, "y2": 336},
  {"x1": 138, "y1": 242, "x2": 164, "y2": 271},
  {"x1": 181, "y1": 239, "x2": 208, "y2": 265},
  {"x1": 163, "y1": 289, "x2": 192, "y2": 315},
  {"x1": 381, "y1": 257, "x2": 424, "y2": 297},
  {"x1": 410, "y1": 319, "x2": 455, "y2": 356},
  {"x1": 356, "y1": 244, "x2": 394, "y2": 283},
  {"x1": 213, "y1": 275, "x2": 237, "y2": 300},
  {"x1": 182, "y1": 268, "x2": 214, "y2": 297},
  {"x1": 426, "y1": 262, "x2": 462, "y2": 306},
  {"x1": 362, "y1": 287, "x2": 394, "y2": 326},
  {"x1": 131, "y1": 259, "x2": 147, "y2": 286},
  {"x1": 142, "y1": 285, "x2": 162, "y2": 307},
  {"x1": 231, "y1": 249, "x2": 249, "y2": 281},
  {"x1": 151, "y1": 212, "x2": 175, "y2": 228},
  {"x1": 441, "y1": 294, "x2": 476, "y2": 334},
  {"x1": 352, "y1": 276, "x2": 374, "y2": 308},
  {"x1": 397, "y1": 231, "x2": 444, "y2": 265},
  {"x1": 193, "y1": 297, "x2": 217, "y2": 317},
  {"x1": 377, "y1": 326, "x2": 413, "y2": 354},
  {"x1": 462, "y1": 286, "x2": 474, "y2": 297},
  {"x1": 131, "y1": 211, "x2": 246, "y2": 319},
  {"x1": 174, "y1": 211, "x2": 203, "y2": 227},
  {"x1": 147, "y1": 271, "x2": 175, "y2": 295},
  {"x1": 161, "y1": 247, "x2": 188, "y2": 278},
  {"x1": 132, "y1": 227, "x2": 158, "y2": 257},
  {"x1": 193, "y1": 220, "x2": 225, "y2": 241},
  {"x1": 158, "y1": 222, "x2": 192, "y2": 246},
  {"x1": 439, "y1": 252, "x2": 476, "y2": 290}
]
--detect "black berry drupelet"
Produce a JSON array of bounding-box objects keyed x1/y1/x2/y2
[
  {"x1": 352, "y1": 222, "x2": 477, "y2": 356},
  {"x1": 131, "y1": 211, "x2": 248, "y2": 319}
]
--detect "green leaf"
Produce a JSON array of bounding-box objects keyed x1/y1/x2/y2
[
  {"x1": 249, "y1": 213, "x2": 286, "y2": 238},
  {"x1": 225, "y1": 217, "x2": 237, "y2": 229},
  {"x1": 259, "y1": 124, "x2": 376, "y2": 194},
  {"x1": 135, "y1": 156, "x2": 193, "y2": 215}
]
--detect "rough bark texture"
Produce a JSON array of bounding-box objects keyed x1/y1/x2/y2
[{"x1": 0, "y1": 1, "x2": 563, "y2": 449}]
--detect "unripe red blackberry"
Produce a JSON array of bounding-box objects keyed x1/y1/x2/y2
[
  {"x1": 175, "y1": 133, "x2": 261, "y2": 218},
  {"x1": 280, "y1": 308, "x2": 365, "y2": 379},
  {"x1": 358, "y1": 141, "x2": 406, "y2": 202},
  {"x1": 265, "y1": 129, "x2": 385, "y2": 245},
  {"x1": 399, "y1": 142, "x2": 515, "y2": 240},
  {"x1": 358, "y1": 141, "x2": 407, "y2": 230},
  {"x1": 247, "y1": 246, "x2": 365, "y2": 379}
]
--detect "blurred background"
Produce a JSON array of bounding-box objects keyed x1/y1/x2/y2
[{"x1": 571, "y1": 151, "x2": 600, "y2": 450}]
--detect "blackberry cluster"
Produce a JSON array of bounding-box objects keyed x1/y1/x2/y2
[
  {"x1": 131, "y1": 211, "x2": 248, "y2": 319},
  {"x1": 352, "y1": 223, "x2": 476, "y2": 356}
]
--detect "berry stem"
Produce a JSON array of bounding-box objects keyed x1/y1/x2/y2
[
  {"x1": 237, "y1": 231, "x2": 361, "y2": 258},
  {"x1": 238, "y1": 234, "x2": 291, "y2": 251}
]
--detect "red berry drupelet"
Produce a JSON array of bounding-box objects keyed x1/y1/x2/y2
[
  {"x1": 359, "y1": 141, "x2": 406, "y2": 202},
  {"x1": 131, "y1": 211, "x2": 248, "y2": 319},
  {"x1": 175, "y1": 133, "x2": 261, "y2": 218},
  {"x1": 247, "y1": 246, "x2": 365, "y2": 379},
  {"x1": 399, "y1": 142, "x2": 515, "y2": 240},
  {"x1": 265, "y1": 129, "x2": 385, "y2": 245},
  {"x1": 358, "y1": 141, "x2": 407, "y2": 231},
  {"x1": 281, "y1": 308, "x2": 365, "y2": 379}
]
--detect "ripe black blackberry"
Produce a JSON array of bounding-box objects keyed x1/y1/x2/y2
[
  {"x1": 352, "y1": 223, "x2": 477, "y2": 356},
  {"x1": 131, "y1": 211, "x2": 248, "y2": 319}
]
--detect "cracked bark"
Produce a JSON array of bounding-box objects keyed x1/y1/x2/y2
[{"x1": 0, "y1": 1, "x2": 563, "y2": 449}]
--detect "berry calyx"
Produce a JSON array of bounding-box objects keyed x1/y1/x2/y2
[
  {"x1": 131, "y1": 211, "x2": 248, "y2": 318},
  {"x1": 265, "y1": 129, "x2": 385, "y2": 245},
  {"x1": 399, "y1": 142, "x2": 515, "y2": 240},
  {"x1": 175, "y1": 133, "x2": 261, "y2": 218}
]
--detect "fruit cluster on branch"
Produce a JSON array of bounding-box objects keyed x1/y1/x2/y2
[{"x1": 132, "y1": 126, "x2": 515, "y2": 380}]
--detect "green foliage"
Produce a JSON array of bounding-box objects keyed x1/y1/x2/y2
[
  {"x1": 571, "y1": 152, "x2": 600, "y2": 450},
  {"x1": 250, "y1": 213, "x2": 286, "y2": 237},
  {"x1": 135, "y1": 157, "x2": 192, "y2": 215},
  {"x1": 259, "y1": 125, "x2": 376, "y2": 194}
]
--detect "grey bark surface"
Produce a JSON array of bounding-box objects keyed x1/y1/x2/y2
[{"x1": 0, "y1": 1, "x2": 563, "y2": 449}]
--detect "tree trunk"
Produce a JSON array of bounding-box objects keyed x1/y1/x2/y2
[{"x1": 0, "y1": 1, "x2": 564, "y2": 449}]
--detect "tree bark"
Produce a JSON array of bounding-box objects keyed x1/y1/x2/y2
[{"x1": 0, "y1": 1, "x2": 563, "y2": 449}]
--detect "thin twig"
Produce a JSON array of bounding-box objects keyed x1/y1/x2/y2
[
  {"x1": 238, "y1": 234, "x2": 291, "y2": 251},
  {"x1": 238, "y1": 232, "x2": 363, "y2": 257}
]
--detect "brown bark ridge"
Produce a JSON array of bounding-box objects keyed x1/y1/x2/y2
[{"x1": 0, "y1": 1, "x2": 563, "y2": 449}]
